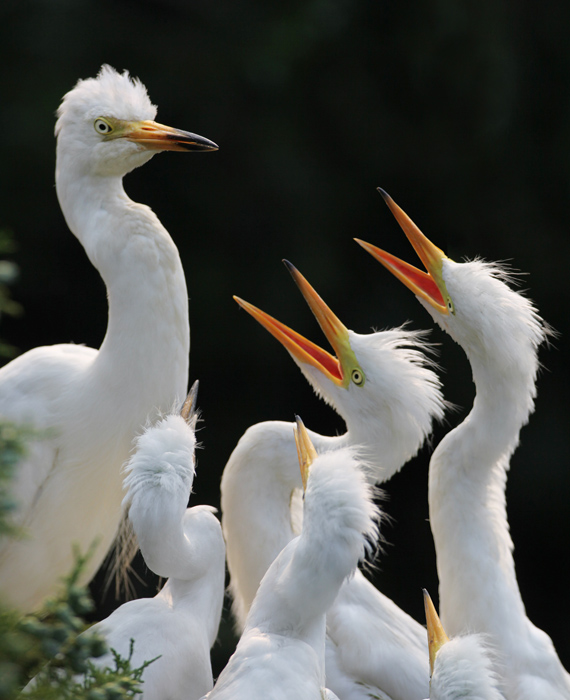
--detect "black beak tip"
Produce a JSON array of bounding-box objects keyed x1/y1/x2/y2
[
  {"x1": 376, "y1": 187, "x2": 391, "y2": 202},
  {"x1": 172, "y1": 131, "x2": 219, "y2": 152},
  {"x1": 180, "y1": 140, "x2": 219, "y2": 152}
]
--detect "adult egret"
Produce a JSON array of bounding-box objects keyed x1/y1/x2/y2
[
  {"x1": 222, "y1": 261, "x2": 446, "y2": 700},
  {"x1": 85, "y1": 382, "x2": 225, "y2": 700},
  {"x1": 0, "y1": 65, "x2": 218, "y2": 612},
  {"x1": 423, "y1": 590, "x2": 504, "y2": 700},
  {"x1": 357, "y1": 191, "x2": 570, "y2": 699},
  {"x1": 205, "y1": 417, "x2": 379, "y2": 700}
]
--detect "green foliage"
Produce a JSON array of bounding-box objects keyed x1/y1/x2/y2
[
  {"x1": 0, "y1": 547, "x2": 151, "y2": 700},
  {"x1": 0, "y1": 428, "x2": 153, "y2": 699},
  {"x1": 0, "y1": 422, "x2": 34, "y2": 538}
]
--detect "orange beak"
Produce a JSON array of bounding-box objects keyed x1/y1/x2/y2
[
  {"x1": 234, "y1": 262, "x2": 363, "y2": 388},
  {"x1": 356, "y1": 189, "x2": 452, "y2": 315}
]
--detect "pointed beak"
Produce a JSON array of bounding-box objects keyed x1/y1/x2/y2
[
  {"x1": 180, "y1": 379, "x2": 200, "y2": 428},
  {"x1": 233, "y1": 296, "x2": 345, "y2": 385},
  {"x1": 293, "y1": 415, "x2": 318, "y2": 490},
  {"x1": 423, "y1": 589, "x2": 449, "y2": 675},
  {"x1": 355, "y1": 189, "x2": 451, "y2": 315},
  {"x1": 122, "y1": 119, "x2": 218, "y2": 152},
  {"x1": 234, "y1": 262, "x2": 363, "y2": 388}
]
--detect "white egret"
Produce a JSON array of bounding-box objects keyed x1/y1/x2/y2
[
  {"x1": 357, "y1": 191, "x2": 570, "y2": 699},
  {"x1": 222, "y1": 261, "x2": 447, "y2": 700},
  {"x1": 423, "y1": 590, "x2": 504, "y2": 700},
  {"x1": 86, "y1": 382, "x2": 225, "y2": 700},
  {"x1": 205, "y1": 417, "x2": 379, "y2": 700},
  {"x1": 0, "y1": 65, "x2": 218, "y2": 612}
]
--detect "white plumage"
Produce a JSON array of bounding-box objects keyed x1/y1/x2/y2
[
  {"x1": 423, "y1": 590, "x2": 504, "y2": 700},
  {"x1": 206, "y1": 418, "x2": 379, "y2": 700},
  {"x1": 0, "y1": 65, "x2": 217, "y2": 611},
  {"x1": 223, "y1": 262, "x2": 446, "y2": 700},
  {"x1": 358, "y1": 190, "x2": 570, "y2": 699},
  {"x1": 429, "y1": 636, "x2": 504, "y2": 700},
  {"x1": 87, "y1": 385, "x2": 226, "y2": 700}
]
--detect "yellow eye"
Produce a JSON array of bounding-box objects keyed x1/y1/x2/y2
[
  {"x1": 94, "y1": 118, "x2": 113, "y2": 135},
  {"x1": 351, "y1": 368, "x2": 365, "y2": 386},
  {"x1": 446, "y1": 297, "x2": 455, "y2": 315}
]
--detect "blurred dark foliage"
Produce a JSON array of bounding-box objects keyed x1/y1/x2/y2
[{"x1": 1, "y1": 0, "x2": 569, "y2": 678}]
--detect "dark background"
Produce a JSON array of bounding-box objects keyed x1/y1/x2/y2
[{"x1": 1, "y1": 0, "x2": 569, "y2": 678}]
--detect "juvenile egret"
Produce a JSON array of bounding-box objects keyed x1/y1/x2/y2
[
  {"x1": 357, "y1": 191, "x2": 570, "y2": 699},
  {"x1": 0, "y1": 65, "x2": 218, "y2": 612},
  {"x1": 423, "y1": 590, "x2": 504, "y2": 700},
  {"x1": 86, "y1": 383, "x2": 225, "y2": 700},
  {"x1": 205, "y1": 417, "x2": 379, "y2": 700},
  {"x1": 223, "y1": 262, "x2": 446, "y2": 700}
]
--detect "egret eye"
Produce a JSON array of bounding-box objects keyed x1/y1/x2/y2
[
  {"x1": 351, "y1": 369, "x2": 365, "y2": 386},
  {"x1": 447, "y1": 298, "x2": 455, "y2": 315},
  {"x1": 94, "y1": 118, "x2": 113, "y2": 135}
]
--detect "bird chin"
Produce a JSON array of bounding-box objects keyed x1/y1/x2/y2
[
  {"x1": 124, "y1": 148, "x2": 157, "y2": 174},
  {"x1": 93, "y1": 144, "x2": 157, "y2": 177}
]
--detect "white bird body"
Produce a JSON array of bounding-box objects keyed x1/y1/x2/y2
[
  {"x1": 92, "y1": 580, "x2": 215, "y2": 700},
  {"x1": 209, "y1": 427, "x2": 379, "y2": 700},
  {"x1": 0, "y1": 66, "x2": 217, "y2": 611},
  {"x1": 224, "y1": 266, "x2": 446, "y2": 700},
  {"x1": 359, "y1": 192, "x2": 570, "y2": 700},
  {"x1": 427, "y1": 260, "x2": 570, "y2": 700},
  {"x1": 88, "y1": 407, "x2": 226, "y2": 700},
  {"x1": 222, "y1": 420, "x2": 429, "y2": 700},
  {"x1": 326, "y1": 572, "x2": 429, "y2": 700}
]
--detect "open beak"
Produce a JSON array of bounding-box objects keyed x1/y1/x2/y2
[
  {"x1": 234, "y1": 262, "x2": 363, "y2": 388},
  {"x1": 355, "y1": 189, "x2": 451, "y2": 315},
  {"x1": 293, "y1": 415, "x2": 318, "y2": 490},
  {"x1": 123, "y1": 119, "x2": 218, "y2": 152},
  {"x1": 423, "y1": 589, "x2": 449, "y2": 675}
]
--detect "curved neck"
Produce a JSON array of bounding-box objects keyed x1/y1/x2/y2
[
  {"x1": 160, "y1": 572, "x2": 224, "y2": 648},
  {"x1": 56, "y1": 168, "x2": 189, "y2": 422},
  {"x1": 221, "y1": 420, "x2": 345, "y2": 629},
  {"x1": 134, "y1": 502, "x2": 194, "y2": 581},
  {"x1": 430, "y1": 349, "x2": 538, "y2": 639}
]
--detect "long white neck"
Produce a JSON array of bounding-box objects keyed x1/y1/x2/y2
[
  {"x1": 159, "y1": 523, "x2": 225, "y2": 648},
  {"x1": 132, "y1": 500, "x2": 194, "y2": 582},
  {"x1": 56, "y1": 165, "x2": 189, "y2": 424},
  {"x1": 221, "y1": 420, "x2": 345, "y2": 630},
  {"x1": 160, "y1": 572, "x2": 224, "y2": 648},
  {"x1": 429, "y1": 349, "x2": 537, "y2": 640},
  {"x1": 246, "y1": 538, "x2": 329, "y2": 668}
]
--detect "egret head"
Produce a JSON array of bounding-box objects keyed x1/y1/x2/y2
[
  {"x1": 234, "y1": 262, "x2": 446, "y2": 481},
  {"x1": 122, "y1": 411, "x2": 197, "y2": 520},
  {"x1": 55, "y1": 64, "x2": 217, "y2": 178},
  {"x1": 356, "y1": 190, "x2": 547, "y2": 374}
]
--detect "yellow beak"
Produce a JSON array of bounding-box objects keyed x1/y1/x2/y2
[
  {"x1": 180, "y1": 379, "x2": 200, "y2": 427},
  {"x1": 293, "y1": 416, "x2": 318, "y2": 490},
  {"x1": 423, "y1": 589, "x2": 449, "y2": 675},
  {"x1": 122, "y1": 119, "x2": 218, "y2": 152}
]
